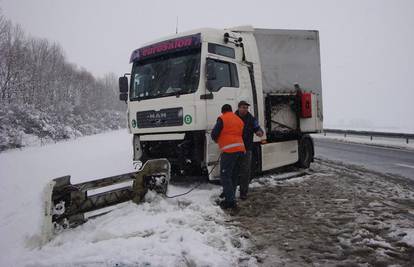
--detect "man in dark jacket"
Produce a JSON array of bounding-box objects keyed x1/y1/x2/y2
[{"x1": 235, "y1": 101, "x2": 263, "y2": 200}]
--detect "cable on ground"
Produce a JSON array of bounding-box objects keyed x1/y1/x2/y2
[{"x1": 162, "y1": 156, "x2": 220, "y2": 198}]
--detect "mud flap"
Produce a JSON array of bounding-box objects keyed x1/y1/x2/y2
[{"x1": 41, "y1": 159, "x2": 170, "y2": 244}]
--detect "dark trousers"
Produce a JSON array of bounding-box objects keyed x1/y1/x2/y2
[
  {"x1": 239, "y1": 150, "x2": 252, "y2": 196},
  {"x1": 220, "y1": 152, "x2": 243, "y2": 204}
]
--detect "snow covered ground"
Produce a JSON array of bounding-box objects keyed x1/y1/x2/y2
[
  {"x1": 312, "y1": 133, "x2": 414, "y2": 150},
  {"x1": 0, "y1": 130, "x2": 254, "y2": 266},
  {"x1": 2, "y1": 129, "x2": 414, "y2": 266},
  {"x1": 234, "y1": 160, "x2": 414, "y2": 266}
]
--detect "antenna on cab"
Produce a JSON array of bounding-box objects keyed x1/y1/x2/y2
[{"x1": 176, "y1": 16, "x2": 178, "y2": 34}]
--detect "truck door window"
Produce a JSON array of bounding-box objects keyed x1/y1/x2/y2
[{"x1": 207, "y1": 59, "x2": 239, "y2": 92}]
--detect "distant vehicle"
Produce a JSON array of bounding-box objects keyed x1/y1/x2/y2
[{"x1": 119, "y1": 25, "x2": 323, "y2": 180}]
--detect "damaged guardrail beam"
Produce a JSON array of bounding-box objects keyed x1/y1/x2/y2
[{"x1": 41, "y1": 159, "x2": 170, "y2": 244}]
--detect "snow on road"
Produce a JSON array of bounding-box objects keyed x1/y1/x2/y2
[
  {"x1": 0, "y1": 130, "x2": 254, "y2": 266},
  {"x1": 234, "y1": 160, "x2": 414, "y2": 266}
]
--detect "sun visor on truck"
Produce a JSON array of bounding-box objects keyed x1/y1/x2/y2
[{"x1": 130, "y1": 33, "x2": 201, "y2": 63}]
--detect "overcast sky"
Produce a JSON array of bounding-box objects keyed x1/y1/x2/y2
[{"x1": 2, "y1": 0, "x2": 414, "y2": 132}]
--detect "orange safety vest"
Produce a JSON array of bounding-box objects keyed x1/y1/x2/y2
[{"x1": 218, "y1": 112, "x2": 246, "y2": 153}]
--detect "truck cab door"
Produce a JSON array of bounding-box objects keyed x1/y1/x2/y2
[
  {"x1": 204, "y1": 58, "x2": 250, "y2": 179},
  {"x1": 205, "y1": 58, "x2": 241, "y2": 128}
]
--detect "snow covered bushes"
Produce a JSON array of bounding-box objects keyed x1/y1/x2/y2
[
  {"x1": 0, "y1": 14, "x2": 126, "y2": 152},
  {"x1": 0, "y1": 103, "x2": 125, "y2": 151}
]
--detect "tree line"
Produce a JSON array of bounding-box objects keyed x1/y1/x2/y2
[
  {"x1": 0, "y1": 13, "x2": 126, "y2": 151},
  {"x1": 0, "y1": 13, "x2": 123, "y2": 111}
]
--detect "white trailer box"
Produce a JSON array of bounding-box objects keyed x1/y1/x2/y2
[{"x1": 253, "y1": 29, "x2": 323, "y2": 132}]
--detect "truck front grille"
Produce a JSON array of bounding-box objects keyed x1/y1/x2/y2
[{"x1": 136, "y1": 108, "x2": 183, "y2": 128}]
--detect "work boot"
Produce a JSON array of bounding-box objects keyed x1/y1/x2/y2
[
  {"x1": 229, "y1": 205, "x2": 240, "y2": 216},
  {"x1": 218, "y1": 200, "x2": 237, "y2": 210},
  {"x1": 240, "y1": 190, "x2": 248, "y2": 200}
]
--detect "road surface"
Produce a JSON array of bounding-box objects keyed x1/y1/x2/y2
[{"x1": 314, "y1": 137, "x2": 414, "y2": 180}]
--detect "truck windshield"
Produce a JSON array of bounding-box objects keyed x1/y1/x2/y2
[{"x1": 130, "y1": 49, "x2": 200, "y2": 100}]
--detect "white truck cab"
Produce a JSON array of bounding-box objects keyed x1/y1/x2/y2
[{"x1": 119, "y1": 26, "x2": 323, "y2": 179}]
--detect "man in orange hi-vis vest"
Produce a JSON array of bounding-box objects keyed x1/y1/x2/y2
[{"x1": 211, "y1": 104, "x2": 245, "y2": 210}]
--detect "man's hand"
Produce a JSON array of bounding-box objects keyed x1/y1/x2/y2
[{"x1": 255, "y1": 130, "x2": 264, "y2": 137}]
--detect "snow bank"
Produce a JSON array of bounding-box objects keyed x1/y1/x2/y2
[
  {"x1": 250, "y1": 170, "x2": 314, "y2": 188},
  {"x1": 21, "y1": 186, "x2": 250, "y2": 266},
  {"x1": 0, "y1": 130, "x2": 254, "y2": 266}
]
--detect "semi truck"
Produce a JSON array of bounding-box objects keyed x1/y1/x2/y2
[
  {"x1": 119, "y1": 25, "x2": 323, "y2": 180},
  {"x1": 42, "y1": 26, "x2": 323, "y2": 237}
]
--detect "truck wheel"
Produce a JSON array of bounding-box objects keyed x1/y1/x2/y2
[{"x1": 297, "y1": 136, "x2": 314, "y2": 168}]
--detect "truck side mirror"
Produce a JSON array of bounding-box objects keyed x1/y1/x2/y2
[
  {"x1": 119, "y1": 76, "x2": 128, "y2": 93},
  {"x1": 119, "y1": 76, "x2": 128, "y2": 102},
  {"x1": 206, "y1": 80, "x2": 214, "y2": 92},
  {"x1": 119, "y1": 93, "x2": 128, "y2": 101},
  {"x1": 206, "y1": 59, "x2": 216, "y2": 81},
  {"x1": 206, "y1": 59, "x2": 217, "y2": 92}
]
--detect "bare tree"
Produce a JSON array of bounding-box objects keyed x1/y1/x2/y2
[{"x1": 0, "y1": 13, "x2": 126, "y2": 151}]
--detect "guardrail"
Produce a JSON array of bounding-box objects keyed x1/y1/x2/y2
[{"x1": 323, "y1": 129, "x2": 414, "y2": 144}]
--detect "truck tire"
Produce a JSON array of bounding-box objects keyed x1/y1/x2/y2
[{"x1": 297, "y1": 136, "x2": 314, "y2": 168}]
